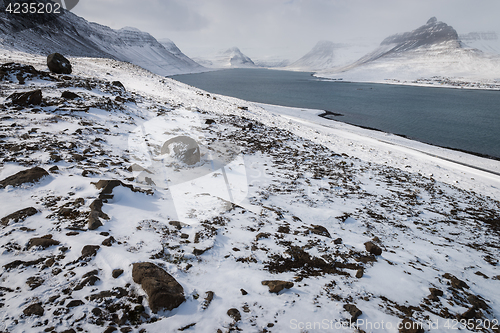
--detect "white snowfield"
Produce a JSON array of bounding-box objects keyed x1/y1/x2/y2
[{"x1": 1, "y1": 50, "x2": 499, "y2": 333}]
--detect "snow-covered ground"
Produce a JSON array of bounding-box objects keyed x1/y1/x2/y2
[{"x1": 1, "y1": 50, "x2": 499, "y2": 333}]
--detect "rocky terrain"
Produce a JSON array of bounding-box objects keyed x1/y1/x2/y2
[{"x1": 0, "y1": 52, "x2": 499, "y2": 333}]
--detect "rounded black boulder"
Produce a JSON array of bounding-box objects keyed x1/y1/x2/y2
[{"x1": 47, "y1": 53, "x2": 72, "y2": 74}]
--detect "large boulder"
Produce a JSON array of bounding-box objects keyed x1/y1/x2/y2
[
  {"x1": 47, "y1": 53, "x2": 72, "y2": 74},
  {"x1": 132, "y1": 262, "x2": 185, "y2": 313},
  {"x1": 8, "y1": 89, "x2": 42, "y2": 106},
  {"x1": 0, "y1": 167, "x2": 49, "y2": 188}
]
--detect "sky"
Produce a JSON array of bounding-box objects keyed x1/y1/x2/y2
[{"x1": 72, "y1": 0, "x2": 500, "y2": 61}]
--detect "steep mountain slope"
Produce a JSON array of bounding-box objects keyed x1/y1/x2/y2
[
  {"x1": 0, "y1": 0, "x2": 205, "y2": 75},
  {"x1": 316, "y1": 17, "x2": 500, "y2": 83},
  {"x1": 287, "y1": 40, "x2": 338, "y2": 71},
  {"x1": 194, "y1": 47, "x2": 257, "y2": 68},
  {"x1": 1, "y1": 51, "x2": 499, "y2": 332}
]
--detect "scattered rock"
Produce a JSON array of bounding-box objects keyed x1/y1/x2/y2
[
  {"x1": 364, "y1": 241, "x2": 382, "y2": 256},
  {"x1": 23, "y1": 303, "x2": 44, "y2": 316},
  {"x1": 205, "y1": 119, "x2": 215, "y2": 125},
  {"x1": 8, "y1": 89, "x2": 43, "y2": 106},
  {"x1": 179, "y1": 323, "x2": 196, "y2": 331},
  {"x1": 0, "y1": 166, "x2": 49, "y2": 188},
  {"x1": 343, "y1": 304, "x2": 362, "y2": 321},
  {"x1": 355, "y1": 268, "x2": 364, "y2": 278},
  {"x1": 1, "y1": 207, "x2": 38, "y2": 226},
  {"x1": 227, "y1": 308, "x2": 241, "y2": 322},
  {"x1": 398, "y1": 318, "x2": 424, "y2": 333},
  {"x1": 443, "y1": 273, "x2": 469, "y2": 289},
  {"x1": 102, "y1": 236, "x2": 116, "y2": 247},
  {"x1": 74, "y1": 275, "x2": 100, "y2": 290},
  {"x1": 428, "y1": 288, "x2": 443, "y2": 301},
  {"x1": 467, "y1": 294, "x2": 489, "y2": 310},
  {"x1": 112, "y1": 269, "x2": 124, "y2": 278},
  {"x1": 261, "y1": 280, "x2": 294, "y2": 294},
  {"x1": 47, "y1": 53, "x2": 72, "y2": 74},
  {"x1": 201, "y1": 291, "x2": 214, "y2": 310},
  {"x1": 80, "y1": 245, "x2": 100, "y2": 259},
  {"x1": 61, "y1": 91, "x2": 80, "y2": 99},
  {"x1": 309, "y1": 224, "x2": 331, "y2": 238},
  {"x1": 27, "y1": 235, "x2": 60, "y2": 249},
  {"x1": 66, "y1": 300, "x2": 85, "y2": 308},
  {"x1": 111, "y1": 81, "x2": 125, "y2": 90},
  {"x1": 26, "y1": 276, "x2": 44, "y2": 289},
  {"x1": 132, "y1": 262, "x2": 185, "y2": 313},
  {"x1": 333, "y1": 237, "x2": 342, "y2": 244}
]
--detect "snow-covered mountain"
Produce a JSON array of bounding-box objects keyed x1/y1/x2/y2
[
  {"x1": 316, "y1": 17, "x2": 500, "y2": 83},
  {"x1": 287, "y1": 40, "x2": 338, "y2": 71},
  {"x1": 0, "y1": 0, "x2": 205, "y2": 75},
  {"x1": 194, "y1": 47, "x2": 257, "y2": 68},
  {"x1": 460, "y1": 31, "x2": 500, "y2": 55}
]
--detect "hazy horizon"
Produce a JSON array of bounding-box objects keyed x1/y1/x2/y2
[{"x1": 72, "y1": 0, "x2": 500, "y2": 61}]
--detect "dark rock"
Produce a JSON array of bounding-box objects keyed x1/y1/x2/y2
[
  {"x1": 81, "y1": 245, "x2": 100, "y2": 259},
  {"x1": 343, "y1": 304, "x2": 362, "y2": 321},
  {"x1": 23, "y1": 303, "x2": 44, "y2": 316},
  {"x1": 399, "y1": 318, "x2": 424, "y2": 333},
  {"x1": 179, "y1": 323, "x2": 196, "y2": 331},
  {"x1": 428, "y1": 288, "x2": 443, "y2": 301},
  {"x1": 74, "y1": 275, "x2": 100, "y2": 290},
  {"x1": 333, "y1": 237, "x2": 342, "y2": 244},
  {"x1": 443, "y1": 273, "x2": 469, "y2": 289},
  {"x1": 227, "y1": 308, "x2": 241, "y2": 322},
  {"x1": 240, "y1": 289, "x2": 248, "y2": 295},
  {"x1": 83, "y1": 270, "x2": 99, "y2": 278},
  {"x1": 88, "y1": 198, "x2": 109, "y2": 230},
  {"x1": 47, "y1": 53, "x2": 72, "y2": 74},
  {"x1": 27, "y1": 236, "x2": 60, "y2": 249},
  {"x1": 169, "y1": 221, "x2": 183, "y2": 230},
  {"x1": 1, "y1": 207, "x2": 38, "y2": 226},
  {"x1": 49, "y1": 166, "x2": 59, "y2": 173},
  {"x1": 102, "y1": 236, "x2": 116, "y2": 247},
  {"x1": 310, "y1": 224, "x2": 331, "y2": 238},
  {"x1": 364, "y1": 241, "x2": 382, "y2": 256},
  {"x1": 467, "y1": 294, "x2": 489, "y2": 310},
  {"x1": 132, "y1": 262, "x2": 185, "y2": 313},
  {"x1": 261, "y1": 280, "x2": 294, "y2": 293},
  {"x1": 103, "y1": 327, "x2": 117, "y2": 333},
  {"x1": 111, "y1": 81, "x2": 125, "y2": 90},
  {"x1": 112, "y1": 269, "x2": 124, "y2": 278},
  {"x1": 8, "y1": 89, "x2": 43, "y2": 106},
  {"x1": 0, "y1": 166, "x2": 49, "y2": 188},
  {"x1": 201, "y1": 291, "x2": 214, "y2": 310},
  {"x1": 193, "y1": 247, "x2": 210, "y2": 256},
  {"x1": 459, "y1": 307, "x2": 477, "y2": 320},
  {"x1": 26, "y1": 276, "x2": 44, "y2": 289},
  {"x1": 61, "y1": 91, "x2": 80, "y2": 99},
  {"x1": 66, "y1": 299, "x2": 85, "y2": 308},
  {"x1": 355, "y1": 268, "x2": 364, "y2": 278},
  {"x1": 205, "y1": 119, "x2": 215, "y2": 125}
]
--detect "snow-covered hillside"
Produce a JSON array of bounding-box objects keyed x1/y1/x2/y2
[
  {"x1": 316, "y1": 18, "x2": 500, "y2": 85},
  {"x1": 460, "y1": 32, "x2": 500, "y2": 55},
  {"x1": 194, "y1": 47, "x2": 257, "y2": 69},
  {"x1": 1, "y1": 50, "x2": 499, "y2": 333},
  {"x1": 0, "y1": 1, "x2": 205, "y2": 76}
]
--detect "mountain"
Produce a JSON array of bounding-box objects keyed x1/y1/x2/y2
[
  {"x1": 316, "y1": 17, "x2": 500, "y2": 83},
  {"x1": 460, "y1": 31, "x2": 500, "y2": 55},
  {"x1": 0, "y1": 0, "x2": 205, "y2": 75},
  {"x1": 194, "y1": 47, "x2": 257, "y2": 68},
  {"x1": 287, "y1": 40, "x2": 338, "y2": 71}
]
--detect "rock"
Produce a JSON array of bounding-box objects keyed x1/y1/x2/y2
[
  {"x1": 49, "y1": 166, "x2": 59, "y2": 173},
  {"x1": 88, "y1": 198, "x2": 109, "y2": 230},
  {"x1": 26, "y1": 276, "x2": 44, "y2": 289},
  {"x1": 261, "y1": 280, "x2": 294, "y2": 294},
  {"x1": 355, "y1": 268, "x2": 364, "y2": 278},
  {"x1": 81, "y1": 245, "x2": 100, "y2": 259},
  {"x1": 132, "y1": 262, "x2": 185, "y2": 313},
  {"x1": 201, "y1": 291, "x2": 214, "y2": 310},
  {"x1": 310, "y1": 224, "x2": 331, "y2": 238},
  {"x1": 364, "y1": 241, "x2": 382, "y2": 256},
  {"x1": 399, "y1": 318, "x2": 424, "y2": 333},
  {"x1": 240, "y1": 289, "x2": 248, "y2": 295},
  {"x1": 343, "y1": 304, "x2": 362, "y2": 321},
  {"x1": 23, "y1": 303, "x2": 44, "y2": 316},
  {"x1": 205, "y1": 119, "x2": 215, "y2": 125},
  {"x1": 74, "y1": 275, "x2": 100, "y2": 290},
  {"x1": 1, "y1": 207, "x2": 38, "y2": 226},
  {"x1": 467, "y1": 295, "x2": 489, "y2": 310},
  {"x1": 443, "y1": 273, "x2": 469, "y2": 289},
  {"x1": 8, "y1": 89, "x2": 43, "y2": 106},
  {"x1": 112, "y1": 269, "x2": 124, "y2": 278},
  {"x1": 61, "y1": 91, "x2": 80, "y2": 99},
  {"x1": 0, "y1": 166, "x2": 49, "y2": 188},
  {"x1": 47, "y1": 53, "x2": 72, "y2": 74},
  {"x1": 102, "y1": 236, "x2": 116, "y2": 247},
  {"x1": 333, "y1": 237, "x2": 342, "y2": 244},
  {"x1": 103, "y1": 327, "x2": 117, "y2": 333},
  {"x1": 66, "y1": 299, "x2": 85, "y2": 308},
  {"x1": 111, "y1": 81, "x2": 125, "y2": 90},
  {"x1": 27, "y1": 236, "x2": 60, "y2": 249},
  {"x1": 428, "y1": 288, "x2": 443, "y2": 301},
  {"x1": 93, "y1": 179, "x2": 134, "y2": 199},
  {"x1": 227, "y1": 308, "x2": 241, "y2": 322}
]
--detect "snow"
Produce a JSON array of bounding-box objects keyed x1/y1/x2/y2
[{"x1": 1, "y1": 50, "x2": 499, "y2": 333}]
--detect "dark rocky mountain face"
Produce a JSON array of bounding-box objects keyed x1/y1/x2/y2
[{"x1": 381, "y1": 17, "x2": 459, "y2": 53}]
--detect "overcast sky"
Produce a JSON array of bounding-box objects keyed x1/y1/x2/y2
[{"x1": 72, "y1": 0, "x2": 500, "y2": 60}]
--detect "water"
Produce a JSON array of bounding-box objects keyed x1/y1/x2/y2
[{"x1": 171, "y1": 68, "x2": 500, "y2": 159}]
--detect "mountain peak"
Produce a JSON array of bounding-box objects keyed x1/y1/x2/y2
[{"x1": 427, "y1": 17, "x2": 438, "y2": 24}]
